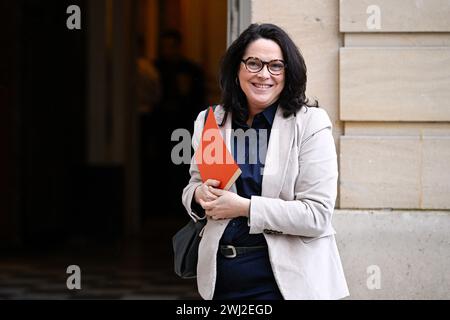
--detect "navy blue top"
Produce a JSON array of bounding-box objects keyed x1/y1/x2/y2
[{"x1": 218, "y1": 101, "x2": 278, "y2": 247}]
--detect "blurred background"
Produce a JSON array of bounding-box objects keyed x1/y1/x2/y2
[
  {"x1": 0, "y1": 0, "x2": 449, "y2": 299},
  {"x1": 0, "y1": 0, "x2": 231, "y2": 299}
]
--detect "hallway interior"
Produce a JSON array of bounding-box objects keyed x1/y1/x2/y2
[{"x1": 0, "y1": 0, "x2": 228, "y2": 300}]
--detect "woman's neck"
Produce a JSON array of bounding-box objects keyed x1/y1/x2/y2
[{"x1": 246, "y1": 100, "x2": 277, "y2": 126}]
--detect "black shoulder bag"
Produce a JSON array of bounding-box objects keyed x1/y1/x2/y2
[{"x1": 172, "y1": 106, "x2": 215, "y2": 279}]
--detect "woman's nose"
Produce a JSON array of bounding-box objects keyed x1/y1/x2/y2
[{"x1": 257, "y1": 65, "x2": 270, "y2": 78}]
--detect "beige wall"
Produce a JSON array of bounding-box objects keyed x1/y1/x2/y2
[
  {"x1": 251, "y1": 0, "x2": 450, "y2": 299},
  {"x1": 339, "y1": 0, "x2": 450, "y2": 209},
  {"x1": 251, "y1": 0, "x2": 343, "y2": 205},
  {"x1": 252, "y1": 0, "x2": 343, "y2": 143},
  {"x1": 252, "y1": 0, "x2": 450, "y2": 210}
]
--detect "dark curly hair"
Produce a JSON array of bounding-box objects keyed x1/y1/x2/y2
[{"x1": 219, "y1": 23, "x2": 317, "y2": 126}]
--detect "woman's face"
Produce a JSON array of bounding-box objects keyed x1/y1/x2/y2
[{"x1": 238, "y1": 38, "x2": 285, "y2": 113}]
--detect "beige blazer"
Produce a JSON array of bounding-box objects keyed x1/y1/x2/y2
[{"x1": 182, "y1": 105, "x2": 349, "y2": 300}]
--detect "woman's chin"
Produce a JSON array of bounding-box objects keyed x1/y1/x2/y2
[{"x1": 248, "y1": 97, "x2": 276, "y2": 108}]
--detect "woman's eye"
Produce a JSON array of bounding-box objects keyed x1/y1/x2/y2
[{"x1": 270, "y1": 63, "x2": 284, "y2": 70}]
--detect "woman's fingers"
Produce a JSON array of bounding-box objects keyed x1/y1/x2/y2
[
  {"x1": 199, "y1": 199, "x2": 207, "y2": 209},
  {"x1": 205, "y1": 179, "x2": 221, "y2": 187},
  {"x1": 199, "y1": 185, "x2": 216, "y2": 201},
  {"x1": 198, "y1": 182, "x2": 220, "y2": 202},
  {"x1": 208, "y1": 186, "x2": 224, "y2": 196},
  {"x1": 205, "y1": 191, "x2": 218, "y2": 201},
  {"x1": 195, "y1": 182, "x2": 220, "y2": 205},
  {"x1": 199, "y1": 198, "x2": 214, "y2": 210}
]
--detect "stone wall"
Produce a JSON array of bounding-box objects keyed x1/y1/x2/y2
[{"x1": 251, "y1": 0, "x2": 450, "y2": 299}]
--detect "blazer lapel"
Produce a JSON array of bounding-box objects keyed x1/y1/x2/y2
[
  {"x1": 261, "y1": 106, "x2": 296, "y2": 198},
  {"x1": 215, "y1": 105, "x2": 295, "y2": 197}
]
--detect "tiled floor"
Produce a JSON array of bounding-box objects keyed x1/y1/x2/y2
[{"x1": 0, "y1": 217, "x2": 201, "y2": 300}]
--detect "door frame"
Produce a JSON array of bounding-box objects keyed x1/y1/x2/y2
[{"x1": 227, "y1": 0, "x2": 252, "y2": 46}]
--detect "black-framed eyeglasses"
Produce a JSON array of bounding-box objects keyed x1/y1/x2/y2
[{"x1": 241, "y1": 57, "x2": 286, "y2": 75}]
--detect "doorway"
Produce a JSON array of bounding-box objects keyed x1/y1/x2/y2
[
  {"x1": 136, "y1": 0, "x2": 228, "y2": 227},
  {"x1": 0, "y1": 0, "x2": 233, "y2": 300}
]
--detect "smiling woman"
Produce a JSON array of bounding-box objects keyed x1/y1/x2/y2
[
  {"x1": 181, "y1": 23, "x2": 349, "y2": 300},
  {"x1": 238, "y1": 38, "x2": 285, "y2": 124}
]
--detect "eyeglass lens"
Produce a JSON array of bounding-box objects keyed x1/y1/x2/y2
[{"x1": 245, "y1": 57, "x2": 284, "y2": 74}]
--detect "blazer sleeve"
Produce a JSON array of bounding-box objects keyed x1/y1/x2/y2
[
  {"x1": 181, "y1": 110, "x2": 207, "y2": 222},
  {"x1": 249, "y1": 108, "x2": 338, "y2": 237}
]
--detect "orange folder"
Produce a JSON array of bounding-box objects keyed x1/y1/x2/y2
[{"x1": 194, "y1": 107, "x2": 241, "y2": 190}]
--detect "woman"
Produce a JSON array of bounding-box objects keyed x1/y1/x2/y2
[{"x1": 182, "y1": 23, "x2": 349, "y2": 300}]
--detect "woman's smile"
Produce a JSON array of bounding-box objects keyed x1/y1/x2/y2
[
  {"x1": 251, "y1": 82, "x2": 274, "y2": 89},
  {"x1": 238, "y1": 38, "x2": 285, "y2": 115}
]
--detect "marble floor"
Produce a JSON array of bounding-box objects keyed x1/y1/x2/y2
[{"x1": 0, "y1": 217, "x2": 201, "y2": 300}]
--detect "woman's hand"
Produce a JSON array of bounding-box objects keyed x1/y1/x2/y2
[
  {"x1": 194, "y1": 179, "x2": 220, "y2": 204},
  {"x1": 199, "y1": 186, "x2": 250, "y2": 220}
]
